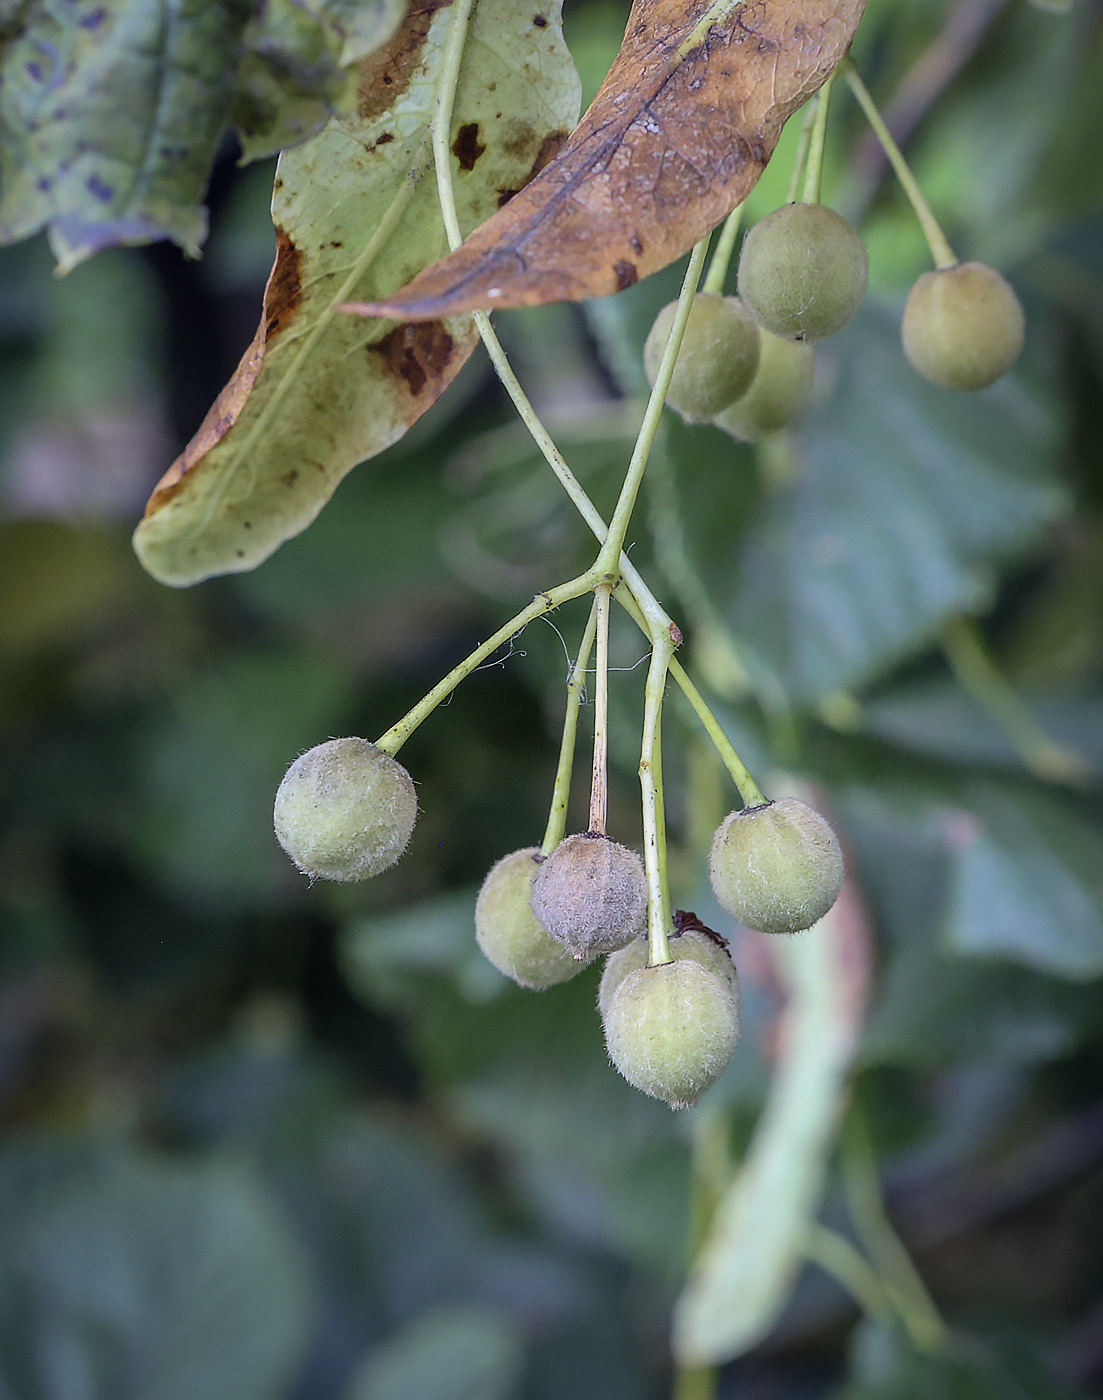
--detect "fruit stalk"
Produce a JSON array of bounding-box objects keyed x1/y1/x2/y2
[
  {"x1": 641, "y1": 634, "x2": 677, "y2": 966},
  {"x1": 844, "y1": 60, "x2": 957, "y2": 270},
  {"x1": 543, "y1": 599, "x2": 599, "y2": 854},
  {"x1": 593, "y1": 237, "x2": 711, "y2": 580},
  {"x1": 589, "y1": 583, "x2": 612, "y2": 834},
  {"x1": 701, "y1": 203, "x2": 744, "y2": 295},
  {"x1": 801, "y1": 73, "x2": 834, "y2": 205}
]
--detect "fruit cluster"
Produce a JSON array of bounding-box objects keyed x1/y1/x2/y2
[
  {"x1": 274, "y1": 740, "x2": 844, "y2": 1111},
  {"x1": 646, "y1": 201, "x2": 1025, "y2": 445}
]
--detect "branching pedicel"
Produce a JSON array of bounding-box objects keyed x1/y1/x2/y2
[{"x1": 274, "y1": 13, "x2": 1030, "y2": 1110}]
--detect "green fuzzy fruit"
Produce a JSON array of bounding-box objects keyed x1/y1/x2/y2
[
  {"x1": 713, "y1": 329, "x2": 814, "y2": 440},
  {"x1": 737, "y1": 203, "x2": 868, "y2": 342},
  {"x1": 274, "y1": 737, "x2": 416, "y2": 882},
  {"x1": 901, "y1": 261, "x2": 1025, "y2": 390},
  {"x1": 644, "y1": 293, "x2": 761, "y2": 421},
  {"x1": 599, "y1": 926, "x2": 738, "y2": 1020},
  {"x1": 602, "y1": 960, "x2": 738, "y2": 1108},
  {"x1": 475, "y1": 847, "x2": 588, "y2": 989},
  {"x1": 709, "y1": 797, "x2": 844, "y2": 934},
  {"x1": 530, "y1": 832, "x2": 647, "y2": 958}
]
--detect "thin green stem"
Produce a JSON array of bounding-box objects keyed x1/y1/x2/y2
[
  {"x1": 942, "y1": 616, "x2": 1088, "y2": 784},
  {"x1": 542, "y1": 601, "x2": 598, "y2": 854},
  {"x1": 375, "y1": 572, "x2": 594, "y2": 754},
  {"x1": 843, "y1": 60, "x2": 957, "y2": 269},
  {"x1": 801, "y1": 74, "x2": 834, "y2": 205},
  {"x1": 430, "y1": 0, "x2": 477, "y2": 249},
  {"x1": 672, "y1": 1365, "x2": 719, "y2": 1400},
  {"x1": 805, "y1": 1223, "x2": 894, "y2": 1321},
  {"x1": 702, "y1": 204, "x2": 744, "y2": 295},
  {"x1": 786, "y1": 99, "x2": 819, "y2": 205},
  {"x1": 843, "y1": 1109, "x2": 950, "y2": 1355},
  {"x1": 589, "y1": 584, "x2": 612, "y2": 834},
  {"x1": 669, "y1": 658, "x2": 766, "y2": 806},
  {"x1": 427, "y1": 0, "x2": 766, "y2": 832},
  {"x1": 641, "y1": 636, "x2": 676, "y2": 966},
  {"x1": 594, "y1": 237, "x2": 711, "y2": 579}
]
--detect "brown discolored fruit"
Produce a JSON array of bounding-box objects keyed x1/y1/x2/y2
[
  {"x1": 713, "y1": 328, "x2": 814, "y2": 440},
  {"x1": 475, "y1": 847, "x2": 589, "y2": 989},
  {"x1": 530, "y1": 832, "x2": 647, "y2": 958},
  {"x1": 901, "y1": 261, "x2": 1024, "y2": 390},
  {"x1": 737, "y1": 203, "x2": 868, "y2": 342},
  {"x1": 602, "y1": 959, "x2": 739, "y2": 1109},
  {"x1": 274, "y1": 738, "x2": 416, "y2": 882},
  {"x1": 644, "y1": 293, "x2": 761, "y2": 421},
  {"x1": 599, "y1": 926, "x2": 738, "y2": 1020},
  {"x1": 709, "y1": 797, "x2": 843, "y2": 934}
]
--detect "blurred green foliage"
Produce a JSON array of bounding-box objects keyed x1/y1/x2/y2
[{"x1": 1, "y1": 1, "x2": 1103, "y2": 1398}]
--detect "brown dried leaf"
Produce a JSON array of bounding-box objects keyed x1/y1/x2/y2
[
  {"x1": 132, "y1": 0, "x2": 580, "y2": 587},
  {"x1": 346, "y1": 0, "x2": 867, "y2": 321}
]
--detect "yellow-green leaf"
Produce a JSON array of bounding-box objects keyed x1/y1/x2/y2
[
  {"x1": 673, "y1": 874, "x2": 871, "y2": 1366},
  {"x1": 133, "y1": 0, "x2": 580, "y2": 587}
]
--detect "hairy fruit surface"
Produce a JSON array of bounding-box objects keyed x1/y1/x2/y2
[
  {"x1": 644, "y1": 293, "x2": 761, "y2": 421},
  {"x1": 737, "y1": 203, "x2": 868, "y2": 342},
  {"x1": 709, "y1": 797, "x2": 843, "y2": 934},
  {"x1": 476, "y1": 847, "x2": 588, "y2": 989},
  {"x1": 713, "y1": 328, "x2": 814, "y2": 440},
  {"x1": 599, "y1": 926, "x2": 738, "y2": 1020},
  {"x1": 530, "y1": 832, "x2": 647, "y2": 958},
  {"x1": 274, "y1": 738, "x2": 416, "y2": 882},
  {"x1": 602, "y1": 959, "x2": 738, "y2": 1108},
  {"x1": 901, "y1": 261, "x2": 1025, "y2": 390}
]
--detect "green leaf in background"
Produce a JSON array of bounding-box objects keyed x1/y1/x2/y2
[
  {"x1": 0, "y1": 0, "x2": 254, "y2": 272},
  {"x1": 860, "y1": 679, "x2": 1103, "y2": 776},
  {"x1": 343, "y1": 1304, "x2": 524, "y2": 1400},
  {"x1": 134, "y1": 651, "x2": 353, "y2": 911},
  {"x1": 725, "y1": 305, "x2": 1065, "y2": 704},
  {"x1": 133, "y1": 0, "x2": 581, "y2": 587},
  {"x1": 838, "y1": 1318, "x2": 1090, "y2": 1400},
  {"x1": 232, "y1": 0, "x2": 354, "y2": 163},
  {"x1": 315, "y1": 0, "x2": 406, "y2": 66},
  {"x1": 0, "y1": 0, "x2": 411, "y2": 269},
  {"x1": 673, "y1": 878, "x2": 871, "y2": 1367},
  {"x1": 836, "y1": 784, "x2": 1102, "y2": 1068},
  {"x1": 942, "y1": 780, "x2": 1103, "y2": 981},
  {"x1": 0, "y1": 1142, "x2": 315, "y2": 1400}
]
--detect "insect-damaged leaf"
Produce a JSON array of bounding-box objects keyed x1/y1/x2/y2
[
  {"x1": 133, "y1": 0, "x2": 580, "y2": 587},
  {"x1": 349, "y1": 0, "x2": 867, "y2": 321}
]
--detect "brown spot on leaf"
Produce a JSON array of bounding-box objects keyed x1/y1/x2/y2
[
  {"x1": 355, "y1": 0, "x2": 868, "y2": 318},
  {"x1": 358, "y1": 0, "x2": 452, "y2": 124},
  {"x1": 265, "y1": 229, "x2": 302, "y2": 340},
  {"x1": 370, "y1": 321, "x2": 456, "y2": 398},
  {"x1": 630, "y1": 231, "x2": 644, "y2": 255},
  {"x1": 452, "y1": 122, "x2": 486, "y2": 172},
  {"x1": 613, "y1": 260, "x2": 638, "y2": 290},
  {"x1": 533, "y1": 13, "x2": 548, "y2": 26}
]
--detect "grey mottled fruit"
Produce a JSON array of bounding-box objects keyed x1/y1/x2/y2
[
  {"x1": 274, "y1": 738, "x2": 416, "y2": 882},
  {"x1": 530, "y1": 832, "x2": 647, "y2": 958}
]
